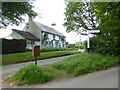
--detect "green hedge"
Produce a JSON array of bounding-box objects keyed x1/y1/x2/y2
[
  {"x1": 89, "y1": 35, "x2": 120, "y2": 56},
  {"x1": 40, "y1": 47, "x2": 68, "y2": 52},
  {"x1": 2, "y1": 39, "x2": 26, "y2": 54}
]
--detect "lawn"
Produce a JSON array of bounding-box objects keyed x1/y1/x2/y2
[
  {"x1": 1, "y1": 51, "x2": 80, "y2": 66},
  {"x1": 6, "y1": 52, "x2": 120, "y2": 85}
]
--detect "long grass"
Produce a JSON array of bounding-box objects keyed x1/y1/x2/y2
[
  {"x1": 6, "y1": 52, "x2": 120, "y2": 85},
  {"x1": 1, "y1": 51, "x2": 80, "y2": 66},
  {"x1": 10, "y1": 64, "x2": 69, "y2": 85},
  {"x1": 51, "y1": 53, "x2": 120, "y2": 76}
]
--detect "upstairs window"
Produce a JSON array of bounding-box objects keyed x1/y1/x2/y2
[
  {"x1": 53, "y1": 35, "x2": 55, "y2": 39},
  {"x1": 44, "y1": 33, "x2": 48, "y2": 39}
]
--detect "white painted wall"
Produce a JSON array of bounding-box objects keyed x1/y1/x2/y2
[
  {"x1": 55, "y1": 35, "x2": 59, "y2": 40},
  {"x1": 24, "y1": 18, "x2": 66, "y2": 48},
  {"x1": 12, "y1": 31, "x2": 25, "y2": 39},
  {"x1": 24, "y1": 18, "x2": 42, "y2": 47},
  {"x1": 48, "y1": 34, "x2": 53, "y2": 42},
  {"x1": 25, "y1": 18, "x2": 41, "y2": 39},
  {"x1": 26, "y1": 40, "x2": 40, "y2": 50}
]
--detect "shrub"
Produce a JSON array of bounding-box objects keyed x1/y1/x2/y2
[
  {"x1": 89, "y1": 35, "x2": 120, "y2": 56},
  {"x1": 2, "y1": 39, "x2": 26, "y2": 54}
]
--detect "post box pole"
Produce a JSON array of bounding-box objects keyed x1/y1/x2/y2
[{"x1": 35, "y1": 56, "x2": 37, "y2": 65}]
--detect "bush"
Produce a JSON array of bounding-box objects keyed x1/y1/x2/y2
[
  {"x1": 89, "y1": 35, "x2": 120, "y2": 56},
  {"x1": 2, "y1": 39, "x2": 26, "y2": 54},
  {"x1": 68, "y1": 48, "x2": 75, "y2": 50}
]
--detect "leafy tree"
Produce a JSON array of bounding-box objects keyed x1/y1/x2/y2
[
  {"x1": 0, "y1": 2, "x2": 37, "y2": 28},
  {"x1": 63, "y1": 2, "x2": 98, "y2": 33},
  {"x1": 64, "y1": 1, "x2": 120, "y2": 55},
  {"x1": 90, "y1": 2, "x2": 120, "y2": 55}
]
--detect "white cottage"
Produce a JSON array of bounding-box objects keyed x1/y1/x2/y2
[{"x1": 12, "y1": 18, "x2": 66, "y2": 49}]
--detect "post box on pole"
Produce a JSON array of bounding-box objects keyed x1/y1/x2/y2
[{"x1": 32, "y1": 45, "x2": 40, "y2": 65}]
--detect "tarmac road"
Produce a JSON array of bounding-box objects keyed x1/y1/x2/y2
[{"x1": 1, "y1": 54, "x2": 77, "y2": 75}]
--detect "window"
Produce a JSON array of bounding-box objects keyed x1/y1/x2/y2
[
  {"x1": 59, "y1": 43, "x2": 61, "y2": 47},
  {"x1": 44, "y1": 40, "x2": 49, "y2": 47},
  {"x1": 55, "y1": 41, "x2": 59, "y2": 47},
  {"x1": 44, "y1": 33, "x2": 48, "y2": 39},
  {"x1": 53, "y1": 35, "x2": 55, "y2": 39},
  {"x1": 30, "y1": 40, "x2": 35, "y2": 47},
  {"x1": 50, "y1": 41, "x2": 53, "y2": 47}
]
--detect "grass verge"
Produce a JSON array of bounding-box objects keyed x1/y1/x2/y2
[
  {"x1": 6, "y1": 64, "x2": 69, "y2": 85},
  {"x1": 52, "y1": 53, "x2": 120, "y2": 76},
  {"x1": 1, "y1": 51, "x2": 80, "y2": 66},
  {"x1": 5, "y1": 53, "x2": 120, "y2": 85}
]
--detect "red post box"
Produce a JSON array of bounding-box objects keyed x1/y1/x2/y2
[
  {"x1": 32, "y1": 45, "x2": 40, "y2": 65},
  {"x1": 32, "y1": 45, "x2": 40, "y2": 56}
]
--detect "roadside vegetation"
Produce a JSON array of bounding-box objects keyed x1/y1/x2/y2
[
  {"x1": 2, "y1": 51, "x2": 80, "y2": 66},
  {"x1": 8, "y1": 64, "x2": 69, "y2": 85},
  {"x1": 52, "y1": 53, "x2": 119, "y2": 76},
  {"x1": 26, "y1": 47, "x2": 68, "y2": 52},
  {"x1": 5, "y1": 52, "x2": 119, "y2": 85},
  {"x1": 40, "y1": 47, "x2": 68, "y2": 52}
]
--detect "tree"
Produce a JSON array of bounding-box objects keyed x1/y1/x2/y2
[
  {"x1": 75, "y1": 42, "x2": 85, "y2": 49},
  {"x1": 0, "y1": 2, "x2": 37, "y2": 28},
  {"x1": 90, "y1": 2, "x2": 120, "y2": 55},
  {"x1": 64, "y1": 1, "x2": 120, "y2": 55},
  {"x1": 63, "y1": 1, "x2": 99, "y2": 33}
]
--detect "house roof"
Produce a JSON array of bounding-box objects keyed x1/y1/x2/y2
[
  {"x1": 34, "y1": 21, "x2": 65, "y2": 37},
  {"x1": 12, "y1": 29, "x2": 40, "y2": 40}
]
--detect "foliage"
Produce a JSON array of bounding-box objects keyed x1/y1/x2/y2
[
  {"x1": 1, "y1": 2, "x2": 37, "y2": 28},
  {"x1": 52, "y1": 53, "x2": 119, "y2": 76},
  {"x1": 89, "y1": 2, "x2": 120, "y2": 56},
  {"x1": 90, "y1": 36, "x2": 120, "y2": 56},
  {"x1": 11, "y1": 64, "x2": 67, "y2": 84},
  {"x1": 2, "y1": 51, "x2": 80, "y2": 66},
  {"x1": 61, "y1": 37, "x2": 65, "y2": 42},
  {"x1": 75, "y1": 42, "x2": 85, "y2": 49},
  {"x1": 2, "y1": 39, "x2": 26, "y2": 54},
  {"x1": 68, "y1": 44, "x2": 75, "y2": 48},
  {"x1": 63, "y1": 2, "x2": 98, "y2": 33},
  {"x1": 6, "y1": 53, "x2": 119, "y2": 85},
  {"x1": 40, "y1": 47, "x2": 68, "y2": 52},
  {"x1": 64, "y1": 2, "x2": 120, "y2": 55}
]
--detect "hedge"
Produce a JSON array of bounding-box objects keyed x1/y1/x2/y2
[
  {"x1": 40, "y1": 47, "x2": 67, "y2": 52},
  {"x1": 89, "y1": 35, "x2": 120, "y2": 56},
  {"x1": 2, "y1": 39, "x2": 26, "y2": 54},
  {"x1": 27, "y1": 47, "x2": 68, "y2": 52}
]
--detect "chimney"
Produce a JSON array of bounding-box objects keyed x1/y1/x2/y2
[{"x1": 51, "y1": 23, "x2": 56, "y2": 26}]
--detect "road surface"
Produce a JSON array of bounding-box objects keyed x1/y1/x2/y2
[{"x1": 1, "y1": 54, "x2": 77, "y2": 75}]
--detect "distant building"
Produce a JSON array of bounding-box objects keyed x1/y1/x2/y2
[{"x1": 11, "y1": 18, "x2": 66, "y2": 49}]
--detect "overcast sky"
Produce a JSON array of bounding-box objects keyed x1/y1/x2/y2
[{"x1": 0, "y1": 0, "x2": 87, "y2": 44}]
